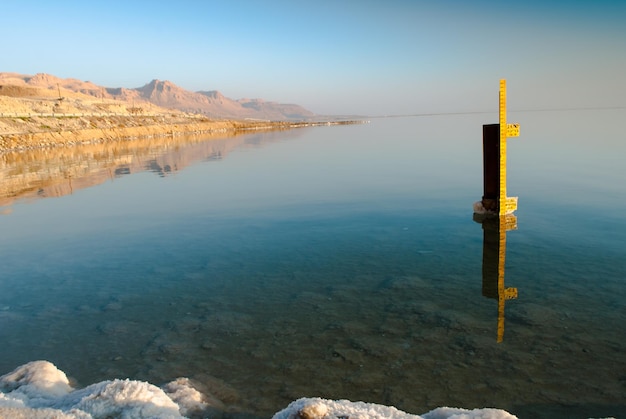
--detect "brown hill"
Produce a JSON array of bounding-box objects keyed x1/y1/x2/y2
[
  {"x1": 137, "y1": 79, "x2": 315, "y2": 120},
  {"x1": 0, "y1": 72, "x2": 315, "y2": 120},
  {"x1": 137, "y1": 80, "x2": 246, "y2": 118}
]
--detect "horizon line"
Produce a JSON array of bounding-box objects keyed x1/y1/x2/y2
[{"x1": 364, "y1": 105, "x2": 626, "y2": 119}]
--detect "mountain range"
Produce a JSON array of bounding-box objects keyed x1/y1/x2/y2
[{"x1": 0, "y1": 72, "x2": 316, "y2": 121}]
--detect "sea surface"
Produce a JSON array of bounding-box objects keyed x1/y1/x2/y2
[{"x1": 0, "y1": 111, "x2": 624, "y2": 418}]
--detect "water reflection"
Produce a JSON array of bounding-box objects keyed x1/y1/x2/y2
[
  {"x1": 474, "y1": 213, "x2": 519, "y2": 342},
  {"x1": 0, "y1": 130, "x2": 296, "y2": 211}
]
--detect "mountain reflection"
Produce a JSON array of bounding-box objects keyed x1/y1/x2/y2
[
  {"x1": 474, "y1": 213, "x2": 519, "y2": 342},
  {"x1": 0, "y1": 130, "x2": 293, "y2": 211}
]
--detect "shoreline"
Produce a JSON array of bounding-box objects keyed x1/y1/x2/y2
[
  {"x1": 0, "y1": 118, "x2": 367, "y2": 153},
  {"x1": 1, "y1": 361, "x2": 517, "y2": 419}
]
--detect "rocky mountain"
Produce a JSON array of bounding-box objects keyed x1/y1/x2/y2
[
  {"x1": 0, "y1": 72, "x2": 316, "y2": 121},
  {"x1": 136, "y1": 79, "x2": 315, "y2": 120}
]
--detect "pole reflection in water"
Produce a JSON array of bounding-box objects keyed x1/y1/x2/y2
[{"x1": 474, "y1": 213, "x2": 518, "y2": 342}]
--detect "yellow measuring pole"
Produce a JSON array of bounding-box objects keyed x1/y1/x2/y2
[
  {"x1": 499, "y1": 80, "x2": 508, "y2": 215},
  {"x1": 498, "y1": 79, "x2": 519, "y2": 216}
]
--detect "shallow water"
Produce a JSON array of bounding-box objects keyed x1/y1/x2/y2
[{"x1": 1, "y1": 111, "x2": 625, "y2": 418}]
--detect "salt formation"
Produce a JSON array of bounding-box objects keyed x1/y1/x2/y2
[
  {"x1": 0, "y1": 361, "x2": 193, "y2": 418},
  {"x1": 472, "y1": 201, "x2": 491, "y2": 215},
  {"x1": 1, "y1": 360, "x2": 525, "y2": 418},
  {"x1": 273, "y1": 397, "x2": 518, "y2": 419}
]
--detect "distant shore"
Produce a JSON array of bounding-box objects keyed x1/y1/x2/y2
[
  {"x1": 0, "y1": 116, "x2": 366, "y2": 153},
  {"x1": 0, "y1": 72, "x2": 366, "y2": 153}
]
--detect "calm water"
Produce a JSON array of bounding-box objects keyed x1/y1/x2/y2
[{"x1": 0, "y1": 111, "x2": 625, "y2": 418}]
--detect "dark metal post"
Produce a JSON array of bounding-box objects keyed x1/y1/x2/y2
[{"x1": 482, "y1": 123, "x2": 500, "y2": 212}]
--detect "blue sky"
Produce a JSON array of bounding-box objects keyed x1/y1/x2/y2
[{"x1": 3, "y1": 0, "x2": 625, "y2": 115}]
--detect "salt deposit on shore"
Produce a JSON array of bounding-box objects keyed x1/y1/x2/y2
[{"x1": 0, "y1": 361, "x2": 521, "y2": 418}]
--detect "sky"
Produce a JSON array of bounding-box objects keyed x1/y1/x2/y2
[{"x1": 2, "y1": 0, "x2": 625, "y2": 115}]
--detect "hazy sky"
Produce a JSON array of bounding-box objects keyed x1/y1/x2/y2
[{"x1": 3, "y1": 0, "x2": 625, "y2": 115}]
